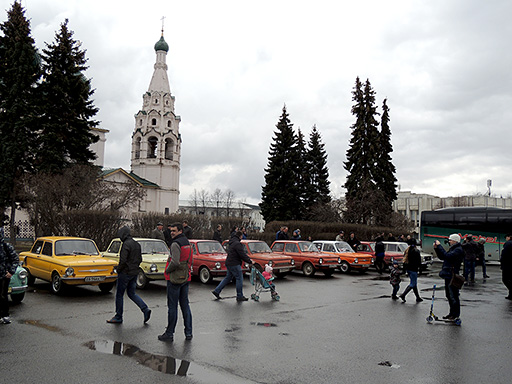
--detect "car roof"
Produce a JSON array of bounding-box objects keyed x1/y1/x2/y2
[
  {"x1": 110, "y1": 237, "x2": 166, "y2": 242},
  {"x1": 34, "y1": 236, "x2": 92, "y2": 241}
]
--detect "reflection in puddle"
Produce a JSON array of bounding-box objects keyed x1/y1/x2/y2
[
  {"x1": 250, "y1": 322, "x2": 277, "y2": 327},
  {"x1": 84, "y1": 340, "x2": 256, "y2": 383},
  {"x1": 84, "y1": 340, "x2": 189, "y2": 376}
]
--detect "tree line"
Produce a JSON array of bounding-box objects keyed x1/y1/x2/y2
[{"x1": 260, "y1": 77, "x2": 398, "y2": 227}]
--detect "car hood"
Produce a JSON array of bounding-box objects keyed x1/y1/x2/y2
[
  {"x1": 194, "y1": 253, "x2": 226, "y2": 261},
  {"x1": 250, "y1": 252, "x2": 292, "y2": 261},
  {"x1": 55, "y1": 256, "x2": 117, "y2": 266}
]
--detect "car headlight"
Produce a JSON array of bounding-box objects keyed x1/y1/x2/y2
[
  {"x1": 390, "y1": 257, "x2": 394, "y2": 262},
  {"x1": 338, "y1": 258, "x2": 342, "y2": 264},
  {"x1": 319, "y1": 258, "x2": 323, "y2": 264},
  {"x1": 291, "y1": 259, "x2": 295, "y2": 266},
  {"x1": 215, "y1": 262, "x2": 221, "y2": 270},
  {"x1": 354, "y1": 258, "x2": 358, "y2": 263},
  {"x1": 18, "y1": 269, "x2": 28, "y2": 279},
  {"x1": 113, "y1": 266, "x2": 118, "y2": 274},
  {"x1": 65, "y1": 267, "x2": 74, "y2": 277},
  {"x1": 150, "y1": 264, "x2": 158, "y2": 272},
  {"x1": 268, "y1": 260, "x2": 273, "y2": 266}
]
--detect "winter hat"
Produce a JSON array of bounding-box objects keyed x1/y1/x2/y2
[
  {"x1": 265, "y1": 264, "x2": 273, "y2": 273},
  {"x1": 448, "y1": 234, "x2": 461, "y2": 243}
]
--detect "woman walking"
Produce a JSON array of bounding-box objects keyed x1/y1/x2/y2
[{"x1": 399, "y1": 239, "x2": 423, "y2": 302}]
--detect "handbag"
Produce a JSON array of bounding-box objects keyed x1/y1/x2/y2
[
  {"x1": 169, "y1": 247, "x2": 192, "y2": 284},
  {"x1": 450, "y1": 273, "x2": 465, "y2": 289}
]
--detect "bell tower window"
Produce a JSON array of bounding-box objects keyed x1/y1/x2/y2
[
  {"x1": 151, "y1": 118, "x2": 157, "y2": 126},
  {"x1": 165, "y1": 138, "x2": 174, "y2": 160},
  {"x1": 167, "y1": 121, "x2": 171, "y2": 128},
  {"x1": 135, "y1": 137, "x2": 141, "y2": 159},
  {"x1": 148, "y1": 136, "x2": 158, "y2": 158}
]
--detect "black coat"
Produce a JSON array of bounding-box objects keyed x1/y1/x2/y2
[
  {"x1": 225, "y1": 236, "x2": 252, "y2": 267},
  {"x1": 117, "y1": 226, "x2": 142, "y2": 276},
  {"x1": 404, "y1": 246, "x2": 421, "y2": 273}
]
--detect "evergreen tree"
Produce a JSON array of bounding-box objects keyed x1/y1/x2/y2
[
  {"x1": 0, "y1": 1, "x2": 41, "y2": 241},
  {"x1": 375, "y1": 98, "x2": 397, "y2": 224},
  {"x1": 343, "y1": 78, "x2": 381, "y2": 224},
  {"x1": 304, "y1": 125, "x2": 331, "y2": 218},
  {"x1": 295, "y1": 128, "x2": 309, "y2": 220},
  {"x1": 37, "y1": 19, "x2": 99, "y2": 172},
  {"x1": 260, "y1": 106, "x2": 302, "y2": 222}
]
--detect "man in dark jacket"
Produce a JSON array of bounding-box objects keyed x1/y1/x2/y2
[
  {"x1": 374, "y1": 236, "x2": 385, "y2": 274},
  {"x1": 462, "y1": 235, "x2": 479, "y2": 285},
  {"x1": 212, "y1": 224, "x2": 222, "y2": 243},
  {"x1": 182, "y1": 221, "x2": 193, "y2": 239},
  {"x1": 434, "y1": 234, "x2": 465, "y2": 320},
  {"x1": 107, "y1": 226, "x2": 151, "y2": 324},
  {"x1": 500, "y1": 234, "x2": 512, "y2": 300},
  {"x1": 0, "y1": 228, "x2": 19, "y2": 324},
  {"x1": 212, "y1": 231, "x2": 253, "y2": 301},
  {"x1": 158, "y1": 223, "x2": 193, "y2": 342}
]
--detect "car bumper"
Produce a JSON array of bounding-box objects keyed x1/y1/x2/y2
[
  {"x1": 8, "y1": 284, "x2": 28, "y2": 294},
  {"x1": 143, "y1": 272, "x2": 165, "y2": 280},
  {"x1": 61, "y1": 276, "x2": 117, "y2": 285},
  {"x1": 316, "y1": 264, "x2": 340, "y2": 269},
  {"x1": 351, "y1": 264, "x2": 371, "y2": 269},
  {"x1": 274, "y1": 267, "x2": 295, "y2": 273}
]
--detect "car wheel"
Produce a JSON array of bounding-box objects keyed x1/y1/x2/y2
[
  {"x1": 302, "y1": 262, "x2": 316, "y2": 277},
  {"x1": 10, "y1": 292, "x2": 25, "y2": 303},
  {"x1": 99, "y1": 282, "x2": 115, "y2": 293},
  {"x1": 26, "y1": 270, "x2": 36, "y2": 286},
  {"x1": 51, "y1": 273, "x2": 64, "y2": 294},
  {"x1": 136, "y1": 269, "x2": 149, "y2": 289},
  {"x1": 323, "y1": 270, "x2": 334, "y2": 277},
  {"x1": 339, "y1": 261, "x2": 350, "y2": 273},
  {"x1": 199, "y1": 267, "x2": 212, "y2": 284}
]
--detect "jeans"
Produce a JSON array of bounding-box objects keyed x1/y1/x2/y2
[
  {"x1": 392, "y1": 283, "x2": 400, "y2": 297},
  {"x1": 214, "y1": 265, "x2": 244, "y2": 298},
  {"x1": 444, "y1": 279, "x2": 460, "y2": 317},
  {"x1": 464, "y1": 260, "x2": 476, "y2": 282},
  {"x1": 407, "y1": 271, "x2": 418, "y2": 287},
  {"x1": 503, "y1": 270, "x2": 512, "y2": 297},
  {"x1": 115, "y1": 273, "x2": 148, "y2": 319},
  {"x1": 375, "y1": 254, "x2": 385, "y2": 274},
  {"x1": 165, "y1": 281, "x2": 192, "y2": 337}
]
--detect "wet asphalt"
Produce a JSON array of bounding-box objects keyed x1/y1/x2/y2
[{"x1": 1, "y1": 262, "x2": 511, "y2": 384}]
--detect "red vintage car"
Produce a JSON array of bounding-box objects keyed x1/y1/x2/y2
[
  {"x1": 223, "y1": 239, "x2": 295, "y2": 277},
  {"x1": 356, "y1": 241, "x2": 404, "y2": 270},
  {"x1": 189, "y1": 240, "x2": 229, "y2": 284},
  {"x1": 270, "y1": 240, "x2": 341, "y2": 277}
]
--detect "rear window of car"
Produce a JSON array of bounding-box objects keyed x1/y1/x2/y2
[
  {"x1": 42, "y1": 242, "x2": 53, "y2": 256},
  {"x1": 272, "y1": 243, "x2": 284, "y2": 252},
  {"x1": 285, "y1": 243, "x2": 299, "y2": 252},
  {"x1": 31, "y1": 240, "x2": 44, "y2": 254}
]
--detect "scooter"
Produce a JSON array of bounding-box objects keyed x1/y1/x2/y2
[{"x1": 426, "y1": 284, "x2": 462, "y2": 326}]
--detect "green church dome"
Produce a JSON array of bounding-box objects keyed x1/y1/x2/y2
[{"x1": 154, "y1": 36, "x2": 169, "y2": 52}]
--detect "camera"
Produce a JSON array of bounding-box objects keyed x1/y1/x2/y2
[{"x1": 444, "y1": 240, "x2": 449, "y2": 245}]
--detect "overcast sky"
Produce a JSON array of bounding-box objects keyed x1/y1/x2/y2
[{"x1": 6, "y1": 0, "x2": 512, "y2": 204}]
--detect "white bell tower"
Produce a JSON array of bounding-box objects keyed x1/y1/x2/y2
[{"x1": 130, "y1": 28, "x2": 181, "y2": 214}]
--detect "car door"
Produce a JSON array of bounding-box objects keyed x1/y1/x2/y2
[
  {"x1": 103, "y1": 240, "x2": 122, "y2": 263},
  {"x1": 284, "y1": 242, "x2": 303, "y2": 267},
  {"x1": 36, "y1": 241, "x2": 54, "y2": 281}
]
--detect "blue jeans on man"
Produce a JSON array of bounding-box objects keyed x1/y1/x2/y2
[
  {"x1": 464, "y1": 260, "x2": 476, "y2": 283},
  {"x1": 213, "y1": 265, "x2": 244, "y2": 298},
  {"x1": 114, "y1": 273, "x2": 148, "y2": 320},
  {"x1": 165, "y1": 281, "x2": 192, "y2": 338}
]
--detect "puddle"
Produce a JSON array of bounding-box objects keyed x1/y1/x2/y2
[
  {"x1": 378, "y1": 360, "x2": 400, "y2": 369},
  {"x1": 84, "y1": 340, "x2": 256, "y2": 383}
]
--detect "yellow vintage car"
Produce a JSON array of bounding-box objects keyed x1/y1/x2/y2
[
  {"x1": 20, "y1": 237, "x2": 118, "y2": 294},
  {"x1": 102, "y1": 238, "x2": 169, "y2": 289}
]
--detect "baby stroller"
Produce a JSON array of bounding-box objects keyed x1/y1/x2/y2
[{"x1": 250, "y1": 264, "x2": 280, "y2": 301}]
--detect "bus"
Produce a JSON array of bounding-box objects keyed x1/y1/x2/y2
[{"x1": 420, "y1": 207, "x2": 512, "y2": 262}]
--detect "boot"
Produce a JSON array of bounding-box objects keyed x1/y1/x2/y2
[
  {"x1": 413, "y1": 287, "x2": 423, "y2": 302},
  {"x1": 399, "y1": 286, "x2": 412, "y2": 302}
]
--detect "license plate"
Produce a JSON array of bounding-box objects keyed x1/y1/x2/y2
[
  {"x1": 85, "y1": 276, "x2": 105, "y2": 282},
  {"x1": 361, "y1": 264, "x2": 370, "y2": 267}
]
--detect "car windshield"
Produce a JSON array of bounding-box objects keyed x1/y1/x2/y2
[
  {"x1": 397, "y1": 243, "x2": 409, "y2": 252},
  {"x1": 334, "y1": 241, "x2": 354, "y2": 253},
  {"x1": 140, "y1": 240, "x2": 169, "y2": 254},
  {"x1": 298, "y1": 241, "x2": 319, "y2": 252},
  {"x1": 247, "y1": 241, "x2": 271, "y2": 253},
  {"x1": 55, "y1": 240, "x2": 99, "y2": 256},
  {"x1": 197, "y1": 241, "x2": 226, "y2": 254}
]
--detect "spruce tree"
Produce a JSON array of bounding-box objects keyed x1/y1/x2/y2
[
  {"x1": 343, "y1": 78, "x2": 381, "y2": 224},
  {"x1": 304, "y1": 125, "x2": 331, "y2": 218},
  {"x1": 295, "y1": 128, "x2": 309, "y2": 220},
  {"x1": 37, "y1": 19, "x2": 99, "y2": 172},
  {"x1": 375, "y1": 98, "x2": 397, "y2": 223},
  {"x1": 260, "y1": 106, "x2": 302, "y2": 222},
  {"x1": 0, "y1": 1, "x2": 41, "y2": 241}
]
